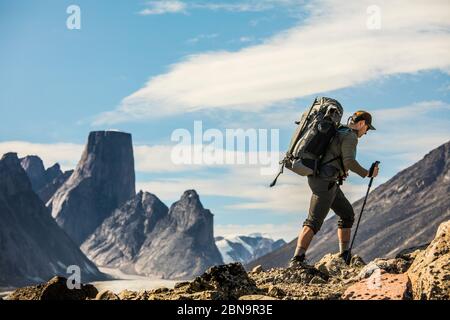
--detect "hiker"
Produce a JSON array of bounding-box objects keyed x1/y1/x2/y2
[{"x1": 289, "y1": 110, "x2": 379, "y2": 267}]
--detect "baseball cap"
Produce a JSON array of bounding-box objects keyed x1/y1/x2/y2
[{"x1": 352, "y1": 110, "x2": 376, "y2": 130}]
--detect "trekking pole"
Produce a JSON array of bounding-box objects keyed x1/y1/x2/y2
[{"x1": 346, "y1": 161, "x2": 380, "y2": 264}]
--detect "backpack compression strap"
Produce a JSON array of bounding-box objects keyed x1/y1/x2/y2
[{"x1": 269, "y1": 159, "x2": 286, "y2": 187}]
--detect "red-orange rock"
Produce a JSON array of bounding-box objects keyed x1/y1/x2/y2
[{"x1": 342, "y1": 272, "x2": 412, "y2": 300}]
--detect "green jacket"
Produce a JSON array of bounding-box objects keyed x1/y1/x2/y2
[{"x1": 318, "y1": 126, "x2": 369, "y2": 181}]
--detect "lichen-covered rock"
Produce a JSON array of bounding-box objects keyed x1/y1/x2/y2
[
  {"x1": 118, "y1": 289, "x2": 139, "y2": 300},
  {"x1": 267, "y1": 285, "x2": 285, "y2": 298},
  {"x1": 251, "y1": 265, "x2": 263, "y2": 274},
  {"x1": 252, "y1": 265, "x2": 328, "y2": 287},
  {"x1": 395, "y1": 244, "x2": 429, "y2": 262},
  {"x1": 7, "y1": 276, "x2": 98, "y2": 300},
  {"x1": 314, "y1": 253, "x2": 365, "y2": 279},
  {"x1": 95, "y1": 289, "x2": 120, "y2": 300},
  {"x1": 239, "y1": 295, "x2": 278, "y2": 300},
  {"x1": 185, "y1": 263, "x2": 258, "y2": 299},
  {"x1": 407, "y1": 220, "x2": 450, "y2": 300},
  {"x1": 342, "y1": 272, "x2": 412, "y2": 300},
  {"x1": 356, "y1": 258, "x2": 410, "y2": 280}
]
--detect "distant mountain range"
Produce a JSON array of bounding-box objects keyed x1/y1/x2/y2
[
  {"x1": 247, "y1": 140, "x2": 450, "y2": 270},
  {"x1": 2, "y1": 131, "x2": 226, "y2": 285},
  {"x1": 215, "y1": 234, "x2": 285, "y2": 264}
]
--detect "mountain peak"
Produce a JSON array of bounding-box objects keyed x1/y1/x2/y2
[
  {"x1": 49, "y1": 131, "x2": 136, "y2": 245},
  {"x1": 181, "y1": 189, "x2": 200, "y2": 201},
  {"x1": 2, "y1": 152, "x2": 20, "y2": 164}
]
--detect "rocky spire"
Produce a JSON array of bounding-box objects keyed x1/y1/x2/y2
[
  {"x1": 132, "y1": 190, "x2": 224, "y2": 279},
  {"x1": 19, "y1": 155, "x2": 46, "y2": 190},
  {"x1": 20, "y1": 155, "x2": 72, "y2": 203},
  {"x1": 81, "y1": 189, "x2": 224, "y2": 279},
  {"x1": 49, "y1": 131, "x2": 136, "y2": 245}
]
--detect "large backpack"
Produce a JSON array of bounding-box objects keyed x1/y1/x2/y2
[{"x1": 270, "y1": 97, "x2": 344, "y2": 187}]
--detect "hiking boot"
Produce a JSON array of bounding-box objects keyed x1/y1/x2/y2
[
  {"x1": 340, "y1": 250, "x2": 352, "y2": 265},
  {"x1": 288, "y1": 254, "x2": 307, "y2": 268}
]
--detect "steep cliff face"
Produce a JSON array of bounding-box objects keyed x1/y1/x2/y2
[
  {"x1": 82, "y1": 189, "x2": 223, "y2": 279},
  {"x1": 0, "y1": 153, "x2": 104, "y2": 288},
  {"x1": 38, "y1": 169, "x2": 74, "y2": 204},
  {"x1": 49, "y1": 131, "x2": 136, "y2": 245},
  {"x1": 81, "y1": 191, "x2": 169, "y2": 268},
  {"x1": 20, "y1": 156, "x2": 73, "y2": 204},
  {"x1": 20, "y1": 155, "x2": 47, "y2": 190},
  {"x1": 248, "y1": 140, "x2": 450, "y2": 269}
]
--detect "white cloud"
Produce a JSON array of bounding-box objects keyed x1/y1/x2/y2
[
  {"x1": 96, "y1": 0, "x2": 450, "y2": 124},
  {"x1": 136, "y1": 164, "x2": 371, "y2": 214},
  {"x1": 139, "y1": 1, "x2": 187, "y2": 15},
  {"x1": 358, "y1": 101, "x2": 450, "y2": 170},
  {"x1": 190, "y1": 2, "x2": 274, "y2": 13},
  {"x1": 0, "y1": 141, "x2": 83, "y2": 171},
  {"x1": 186, "y1": 33, "x2": 219, "y2": 44},
  {"x1": 370, "y1": 100, "x2": 450, "y2": 123}
]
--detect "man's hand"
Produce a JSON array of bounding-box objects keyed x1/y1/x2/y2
[
  {"x1": 371, "y1": 165, "x2": 379, "y2": 178},
  {"x1": 368, "y1": 161, "x2": 380, "y2": 178}
]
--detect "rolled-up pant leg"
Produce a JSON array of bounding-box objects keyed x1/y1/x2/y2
[
  {"x1": 330, "y1": 186, "x2": 355, "y2": 229},
  {"x1": 303, "y1": 177, "x2": 338, "y2": 234}
]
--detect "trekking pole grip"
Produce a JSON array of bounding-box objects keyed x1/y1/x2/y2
[{"x1": 368, "y1": 161, "x2": 380, "y2": 178}]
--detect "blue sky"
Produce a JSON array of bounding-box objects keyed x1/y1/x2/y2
[{"x1": 1, "y1": 0, "x2": 450, "y2": 241}]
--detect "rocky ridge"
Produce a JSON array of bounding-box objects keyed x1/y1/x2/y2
[{"x1": 6, "y1": 219, "x2": 449, "y2": 300}]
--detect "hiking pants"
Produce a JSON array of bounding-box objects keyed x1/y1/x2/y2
[{"x1": 302, "y1": 176, "x2": 355, "y2": 234}]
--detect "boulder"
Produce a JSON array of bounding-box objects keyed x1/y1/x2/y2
[
  {"x1": 7, "y1": 276, "x2": 98, "y2": 300},
  {"x1": 314, "y1": 253, "x2": 365, "y2": 279},
  {"x1": 407, "y1": 220, "x2": 450, "y2": 300},
  {"x1": 356, "y1": 258, "x2": 410, "y2": 280},
  {"x1": 251, "y1": 265, "x2": 263, "y2": 274},
  {"x1": 185, "y1": 263, "x2": 259, "y2": 299},
  {"x1": 95, "y1": 290, "x2": 120, "y2": 300},
  {"x1": 239, "y1": 295, "x2": 278, "y2": 300},
  {"x1": 251, "y1": 264, "x2": 328, "y2": 286},
  {"x1": 395, "y1": 243, "x2": 429, "y2": 262},
  {"x1": 342, "y1": 272, "x2": 412, "y2": 300}
]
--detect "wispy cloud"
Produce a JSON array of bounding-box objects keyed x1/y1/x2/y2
[
  {"x1": 136, "y1": 164, "x2": 370, "y2": 214},
  {"x1": 139, "y1": 1, "x2": 187, "y2": 15},
  {"x1": 96, "y1": 0, "x2": 450, "y2": 124},
  {"x1": 186, "y1": 33, "x2": 219, "y2": 45},
  {"x1": 359, "y1": 100, "x2": 450, "y2": 170},
  {"x1": 0, "y1": 141, "x2": 83, "y2": 171},
  {"x1": 139, "y1": 1, "x2": 302, "y2": 16}
]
